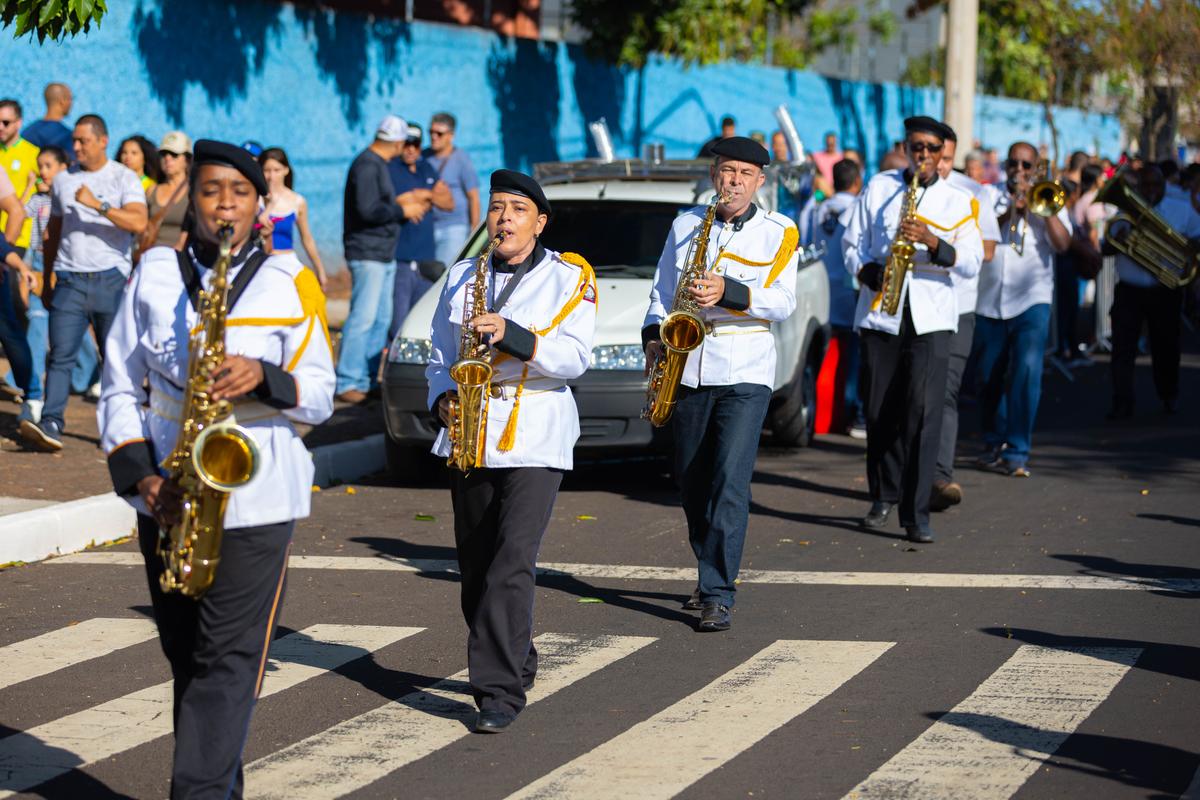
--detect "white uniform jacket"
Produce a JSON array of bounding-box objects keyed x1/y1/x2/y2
[
  {"x1": 843, "y1": 170, "x2": 983, "y2": 335},
  {"x1": 945, "y1": 170, "x2": 1001, "y2": 316},
  {"x1": 98, "y1": 245, "x2": 335, "y2": 528},
  {"x1": 644, "y1": 204, "x2": 799, "y2": 389},
  {"x1": 426, "y1": 246, "x2": 598, "y2": 470}
]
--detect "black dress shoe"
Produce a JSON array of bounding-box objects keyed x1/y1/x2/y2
[
  {"x1": 905, "y1": 525, "x2": 935, "y2": 543},
  {"x1": 863, "y1": 501, "x2": 894, "y2": 528},
  {"x1": 475, "y1": 710, "x2": 516, "y2": 733},
  {"x1": 697, "y1": 602, "x2": 731, "y2": 632},
  {"x1": 682, "y1": 586, "x2": 702, "y2": 611}
]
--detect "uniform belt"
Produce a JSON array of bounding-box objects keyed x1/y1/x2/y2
[
  {"x1": 150, "y1": 393, "x2": 282, "y2": 425},
  {"x1": 487, "y1": 378, "x2": 565, "y2": 401},
  {"x1": 705, "y1": 319, "x2": 771, "y2": 336}
]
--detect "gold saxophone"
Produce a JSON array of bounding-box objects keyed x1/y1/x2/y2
[
  {"x1": 447, "y1": 232, "x2": 507, "y2": 472},
  {"x1": 158, "y1": 224, "x2": 261, "y2": 598},
  {"x1": 642, "y1": 191, "x2": 730, "y2": 427},
  {"x1": 879, "y1": 167, "x2": 920, "y2": 316}
]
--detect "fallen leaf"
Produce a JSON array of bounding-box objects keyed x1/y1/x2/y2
[
  {"x1": 345, "y1": 486, "x2": 357, "y2": 495},
  {"x1": 577, "y1": 597, "x2": 605, "y2": 604},
  {"x1": 414, "y1": 513, "x2": 435, "y2": 522},
  {"x1": 576, "y1": 514, "x2": 597, "y2": 521},
  {"x1": 779, "y1": 538, "x2": 794, "y2": 543},
  {"x1": 1140, "y1": 489, "x2": 1150, "y2": 496},
  {"x1": 311, "y1": 485, "x2": 321, "y2": 492}
]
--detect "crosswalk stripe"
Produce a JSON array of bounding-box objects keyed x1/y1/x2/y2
[
  {"x1": 245, "y1": 632, "x2": 656, "y2": 800},
  {"x1": 0, "y1": 624, "x2": 421, "y2": 798},
  {"x1": 0, "y1": 618, "x2": 159, "y2": 691},
  {"x1": 51, "y1": 552, "x2": 1200, "y2": 593},
  {"x1": 503, "y1": 639, "x2": 893, "y2": 800},
  {"x1": 843, "y1": 644, "x2": 1142, "y2": 800}
]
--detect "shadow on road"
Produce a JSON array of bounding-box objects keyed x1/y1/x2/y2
[
  {"x1": 1049, "y1": 554, "x2": 1200, "y2": 598},
  {"x1": 1137, "y1": 513, "x2": 1200, "y2": 529},
  {"x1": 979, "y1": 627, "x2": 1200, "y2": 683},
  {"x1": 0, "y1": 723, "x2": 133, "y2": 799}
]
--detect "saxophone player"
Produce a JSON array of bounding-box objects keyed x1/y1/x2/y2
[
  {"x1": 426, "y1": 169, "x2": 597, "y2": 733},
  {"x1": 842, "y1": 117, "x2": 982, "y2": 543},
  {"x1": 97, "y1": 140, "x2": 334, "y2": 797},
  {"x1": 643, "y1": 136, "x2": 799, "y2": 633}
]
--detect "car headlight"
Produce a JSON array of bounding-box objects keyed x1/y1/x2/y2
[
  {"x1": 387, "y1": 337, "x2": 432, "y2": 364},
  {"x1": 590, "y1": 344, "x2": 645, "y2": 371}
]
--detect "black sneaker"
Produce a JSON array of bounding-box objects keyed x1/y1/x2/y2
[
  {"x1": 19, "y1": 419, "x2": 63, "y2": 452},
  {"x1": 697, "y1": 602, "x2": 731, "y2": 632}
]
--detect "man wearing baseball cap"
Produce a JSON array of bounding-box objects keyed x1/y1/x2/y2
[{"x1": 337, "y1": 114, "x2": 411, "y2": 402}]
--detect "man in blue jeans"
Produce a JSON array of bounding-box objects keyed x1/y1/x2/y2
[
  {"x1": 20, "y1": 113, "x2": 146, "y2": 452},
  {"x1": 972, "y1": 141, "x2": 1071, "y2": 477},
  {"x1": 337, "y1": 115, "x2": 412, "y2": 403}
]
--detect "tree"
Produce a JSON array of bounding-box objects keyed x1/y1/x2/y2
[
  {"x1": 2, "y1": 0, "x2": 107, "y2": 42},
  {"x1": 569, "y1": 0, "x2": 893, "y2": 70}
]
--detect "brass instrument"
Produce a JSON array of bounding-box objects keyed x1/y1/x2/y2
[
  {"x1": 643, "y1": 191, "x2": 729, "y2": 427},
  {"x1": 879, "y1": 168, "x2": 920, "y2": 316},
  {"x1": 446, "y1": 232, "x2": 507, "y2": 471},
  {"x1": 158, "y1": 224, "x2": 261, "y2": 598},
  {"x1": 1096, "y1": 169, "x2": 1199, "y2": 289},
  {"x1": 1027, "y1": 159, "x2": 1066, "y2": 218}
]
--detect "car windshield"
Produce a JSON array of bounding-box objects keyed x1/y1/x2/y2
[{"x1": 458, "y1": 199, "x2": 688, "y2": 279}]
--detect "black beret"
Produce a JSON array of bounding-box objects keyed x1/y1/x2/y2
[
  {"x1": 192, "y1": 139, "x2": 270, "y2": 196},
  {"x1": 903, "y1": 116, "x2": 955, "y2": 142},
  {"x1": 710, "y1": 136, "x2": 770, "y2": 167},
  {"x1": 490, "y1": 169, "x2": 551, "y2": 215}
]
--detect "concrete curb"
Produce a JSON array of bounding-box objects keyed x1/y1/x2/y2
[{"x1": 0, "y1": 433, "x2": 388, "y2": 566}]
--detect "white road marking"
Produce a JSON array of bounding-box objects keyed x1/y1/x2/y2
[
  {"x1": 0, "y1": 624, "x2": 421, "y2": 798},
  {"x1": 245, "y1": 632, "x2": 656, "y2": 800},
  {"x1": 0, "y1": 618, "x2": 158, "y2": 691},
  {"x1": 52, "y1": 551, "x2": 1200, "y2": 593},
  {"x1": 505, "y1": 639, "x2": 893, "y2": 800},
  {"x1": 844, "y1": 644, "x2": 1142, "y2": 800}
]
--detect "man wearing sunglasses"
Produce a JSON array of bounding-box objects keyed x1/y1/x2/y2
[
  {"x1": 842, "y1": 116, "x2": 983, "y2": 543},
  {"x1": 973, "y1": 142, "x2": 1071, "y2": 478}
]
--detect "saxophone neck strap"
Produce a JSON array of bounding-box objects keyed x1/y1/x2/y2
[{"x1": 176, "y1": 245, "x2": 270, "y2": 313}]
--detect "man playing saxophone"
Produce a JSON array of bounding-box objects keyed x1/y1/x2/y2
[
  {"x1": 426, "y1": 169, "x2": 597, "y2": 733},
  {"x1": 843, "y1": 117, "x2": 982, "y2": 543},
  {"x1": 643, "y1": 136, "x2": 799, "y2": 632},
  {"x1": 98, "y1": 140, "x2": 334, "y2": 798}
]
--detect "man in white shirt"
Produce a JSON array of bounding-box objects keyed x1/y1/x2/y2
[
  {"x1": 1105, "y1": 165, "x2": 1200, "y2": 417},
  {"x1": 972, "y1": 141, "x2": 1071, "y2": 477},
  {"x1": 842, "y1": 116, "x2": 983, "y2": 543},
  {"x1": 20, "y1": 114, "x2": 147, "y2": 452},
  {"x1": 931, "y1": 126, "x2": 1000, "y2": 511}
]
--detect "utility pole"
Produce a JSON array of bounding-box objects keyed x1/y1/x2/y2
[{"x1": 943, "y1": 0, "x2": 978, "y2": 166}]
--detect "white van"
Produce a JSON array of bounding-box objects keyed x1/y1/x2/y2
[{"x1": 381, "y1": 160, "x2": 829, "y2": 477}]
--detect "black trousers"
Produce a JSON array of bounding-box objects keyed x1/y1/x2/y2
[
  {"x1": 860, "y1": 306, "x2": 950, "y2": 529},
  {"x1": 936, "y1": 312, "x2": 975, "y2": 484},
  {"x1": 1110, "y1": 282, "x2": 1183, "y2": 411},
  {"x1": 451, "y1": 467, "x2": 562, "y2": 718},
  {"x1": 138, "y1": 514, "x2": 293, "y2": 800}
]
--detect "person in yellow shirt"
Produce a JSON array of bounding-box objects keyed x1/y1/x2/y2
[{"x1": 0, "y1": 99, "x2": 40, "y2": 248}]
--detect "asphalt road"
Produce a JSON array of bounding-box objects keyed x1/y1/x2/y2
[{"x1": 1, "y1": 349, "x2": 1198, "y2": 800}]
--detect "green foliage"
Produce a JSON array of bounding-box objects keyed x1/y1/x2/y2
[
  {"x1": 1, "y1": 0, "x2": 107, "y2": 42},
  {"x1": 570, "y1": 0, "x2": 894, "y2": 69}
]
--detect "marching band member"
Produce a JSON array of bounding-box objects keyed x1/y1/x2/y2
[
  {"x1": 644, "y1": 136, "x2": 799, "y2": 632},
  {"x1": 426, "y1": 169, "x2": 597, "y2": 733},
  {"x1": 842, "y1": 117, "x2": 983, "y2": 543},
  {"x1": 98, "y1": 140, "x2": 334, "y2": 798},
  {"x1": 931, "y1": 125, "x2": 1001, "y2": 511}
]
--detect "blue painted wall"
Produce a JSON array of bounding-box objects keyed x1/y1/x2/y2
[{"x1": 0, "y1": 0, "x2": 1122, "y2": 269}]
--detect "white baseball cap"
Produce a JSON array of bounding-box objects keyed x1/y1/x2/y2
[{"x1": 376, "y1": 115, "x2": 409, "y2": 143}]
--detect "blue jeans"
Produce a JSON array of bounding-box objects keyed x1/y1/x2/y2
[
  {"x1": 71, "y1": 330, "x2": 100, "y2": 393},
  {"x1": 43, "y1": 268, "x2": 127, "y2": 428},
  {"x1": 972, "y1": 303, "x2": 1052, "y2": 467},
  {"x1": 336, "y1": 259, "x2": 396, "y2": 394},
  {"x1": 434, "y1": 222, "x2": 470, "y2": 267},
  {"x1": 0, "y1": 270, "x2": 33, "y2": 397},
  {"x1": 673, "y1": 383, "x2": 771, "y2": 607},
  {"x1": 389, "y1": 260, "x2": 434, "y2": 342}
]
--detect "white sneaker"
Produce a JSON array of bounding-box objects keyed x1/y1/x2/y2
[
  {"x1": 19, "y1": 399, "x2": 42, "y2": 424},
  {"x1": 85, "y1": 382, "x2": 102, "y2": 401}
]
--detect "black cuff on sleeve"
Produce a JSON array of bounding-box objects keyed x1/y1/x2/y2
[
  {"x1": 641, "y1": 323, "x2": 661, "y2": 350},
  {"x1": 716, "y1": 278, "x2": 751, "y2": 311},
  {"x1": 108, "y1": 440, "x2": 158, "y2": 498},
  {"x1": 252, "y1": 361, "x2": 299, "y2": 409},
  {"x1": 931, "y1": 237, "x2": 957, "y2": 267},
  {"x1": 493, "y1": 320, "x2": 537, "y2": 362}
]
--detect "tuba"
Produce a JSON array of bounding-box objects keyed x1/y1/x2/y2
[
  {"x1": 878, "y1": 168, "x2": 920, "y2": 316},
  {"x1": 1096, "y1": 168, "x2": 1199, "y2": 289},
  {"x1": 158, "y1": 224, "x2": 261, "y2": 598},
  {"x1": 446, "y1": 232, "x2": 507, "y2": 472},
  {"x1": 642, "y1": 191, "x2": 729, "y2": 427}
]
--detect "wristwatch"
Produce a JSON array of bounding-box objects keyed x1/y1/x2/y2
[{"x1": 98, "y1": 201, "x2": 111, "y2": 216}]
